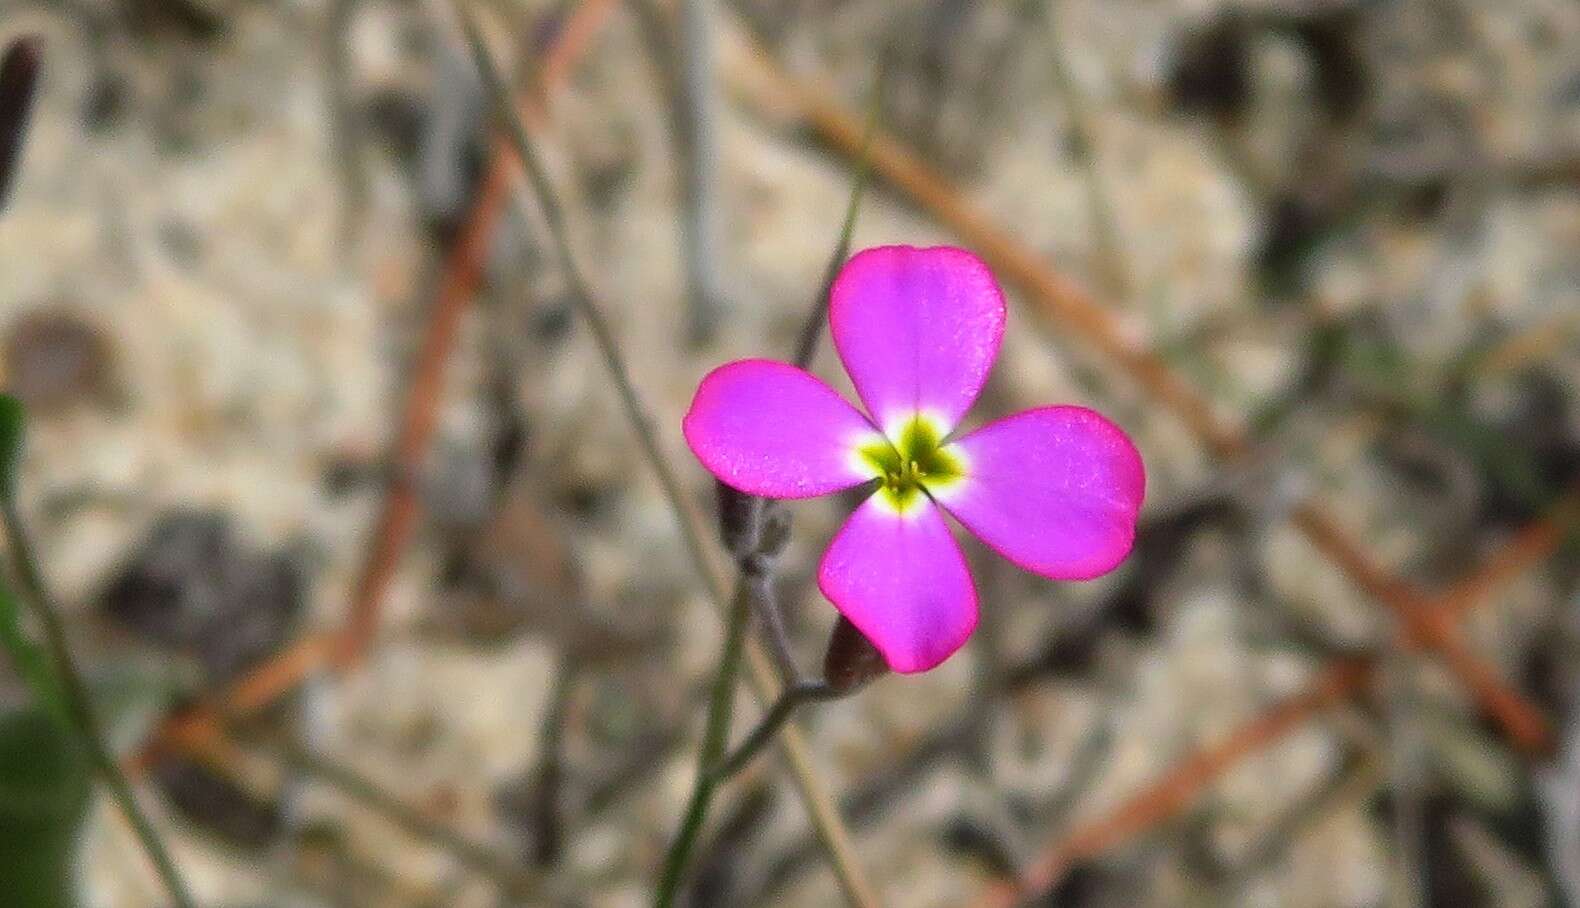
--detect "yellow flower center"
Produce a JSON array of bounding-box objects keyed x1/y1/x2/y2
[{"x1": 857, "y1": 415, "x2": 965, "y2": 513}]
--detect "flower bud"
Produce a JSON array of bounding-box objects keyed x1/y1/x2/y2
[
  {"x1": 715, "y1": 482, "x2": 761, "y2": 558},
  {"x1": 0, "y1": 37, "x2": 43, "y2": 213},
  {"x1": 822, "y1": 615, "x2": 887, "y2": 692},
  {"x1": 716, "y1": 482, "x2": 791, "y2": 561}
]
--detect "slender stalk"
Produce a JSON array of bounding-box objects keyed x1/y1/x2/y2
[
  {"x1": 711, "y1": 680, "x2": 841, "y2": 782},
  {"x1": 0, "y1": 496, "x2": 197, "y2": 908},
  {"x1": 525, "y1": 662, "x2": 579, "y2": 866},
  {"x1": 702, "y1": 54, "x2": 890, "y2": 780},
  {"x1": 452, "y1": 8, "x2": 879, "y2": 903},
  {"x1": 653, "y1": 48, "x2": 893, "y2": 897},
  {"x1": 1384, "y1": 655, "x2": 1425, "y2": 908},
  {"x1": 675, "y1": 0, "x2": 730, "y2": 343},
  {"x1": 744, "y1": 550, "x2": 800, "y2": 683},
  {"x1": 655, "y1": 579, "x2": 751, "y2": 907},
  {"x1": 327, "y1": 0, "x2": 366, "y2": 243}
]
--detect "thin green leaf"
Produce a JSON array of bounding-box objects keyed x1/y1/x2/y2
[
  {"x1": 0, "y1": 398, "x2": 58, "y2": 719},
  {"x1": 0, "y1": 392, "x2": 196, "y2": 907},
  {"x1": 0, "y1": 705, "x2": 92, "y2": 908},
  {"x1": 0, "y1": 579, "x2": 65, "y2": 724}
]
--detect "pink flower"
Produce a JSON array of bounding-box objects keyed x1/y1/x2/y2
[{"x1": 683, "y1": 246, "x2": 1145, "y2": 673}]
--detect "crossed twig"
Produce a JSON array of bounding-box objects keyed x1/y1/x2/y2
[{"x1": 135, "y1": 0, "x2": 622, "y2": 773}]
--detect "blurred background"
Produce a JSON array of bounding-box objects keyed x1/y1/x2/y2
[{"x1": 1, "y1": 0, "x2": 1579, "y2": 905}]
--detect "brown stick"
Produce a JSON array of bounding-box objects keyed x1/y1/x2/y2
[
  {"x1": 975, "y1": 660, "x2": 1374, "y2": 908},
  {"x1": 973, "y1": 486, "x2": 1580, "y2": 903},
  {"x1": 1437, "y1": 486, "x2": 1580, "y2": 618},
  {"x1": 131, "y1": 0, "x2": 616, "y2": 771},
  {"x1": 1289, "y1": 504, "x2": 1552, "y2": 755},
  {"x1": 333, "y1": 161, "x2": 509, "y2": 666},
  {"x1": 131, "y1": 632, "x2": 336, "y2": 773},
  {"x1": 335, "y1": 0, "x2": 617, "y2": 667}
]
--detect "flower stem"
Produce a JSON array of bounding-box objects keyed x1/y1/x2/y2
[
  {"x1": 450, "y1": 5, "x2": 877, "y2": 903},
  {"x1": 709, "y1": 680, "x2": 843, "y2": 783},
  {"x1": 653, "y1": 47, "x2": 892, "y2": 902},
  {"x1": 655, "y1": 579, "x2": 752, "y2": 907},
  {"x1": 0, "y1": 496, "x2": 197, "y2": 908}
]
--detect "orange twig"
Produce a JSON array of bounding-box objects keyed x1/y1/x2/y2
[
  {"x1": 976, "y1": 480, "x2": 1573, "y2": 904},
  {"x1": 131, "y1": 632, "x2": 337, "y2": 773},
  {"x1": 337, "y1": 0, "x2": 616, "y2": 667},
  {"x1": 1289, "y1": 504, "x2": 1552, "y2": 755},
  {"x1": 1438, "y1": 486, "x2": 1580, "y2": 618},
  {"x1": 721, "y1": 36, "x2": 1552, "y2": 757},
  {"x1": 334, "y1": 157, "x2": 511, "y2": 666},
  {"x1": 130, "y1": 2, "x2": 615, "y2": 772},
  {"x1": 976, "y1": 660, "x2": 1373, "y2": 908},
  {"x1": 539, "y1": 0, "x2": 619, "y2": 103}
]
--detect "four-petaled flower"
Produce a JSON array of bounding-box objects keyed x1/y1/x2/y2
[{"x1": 683, "y1": 246, "x2": 1145, "y2": 673}]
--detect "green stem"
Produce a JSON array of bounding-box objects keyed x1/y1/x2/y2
[
  {"x1": 709, "y1": 680, "x2": 843, "y2": 783},
  {"x1": 0, "y1": 497, "x2": 197, "y2": 908},
  {"x1": 654, "y1": 580, "x2": 751, "y2": 907},
  {"x1": 651, "y1": 43, "x2": 890, "y2": 905}
]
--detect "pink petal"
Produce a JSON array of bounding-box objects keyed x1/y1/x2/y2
[
  {"x1": 683, "y1": 359, "x2": 881, "y2": 498},
  {"x1": 936, "y1": 406, "x2": 1145, "y2": 580},
  {"x1": 817, "y1": 496, "x2": 978, "y2": 673},
  {"x1": 830, "y1": 245, "x2": 1006, "y2": 436}
]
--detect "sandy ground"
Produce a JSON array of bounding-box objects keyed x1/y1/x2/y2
[{"x1": 2, "y1": 0, "x2": 1579, "y2": 905}]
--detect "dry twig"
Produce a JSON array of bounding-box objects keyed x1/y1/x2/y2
[
  {"x1": 973, "y1": 487, "x2": 1575, "y2": 903},
  {"x1": 133, "y1": 0, "x2": 616, "y2": 778},
  {"x1": 974, "y1": 659, "x2": 1373, "y2": 908}
]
